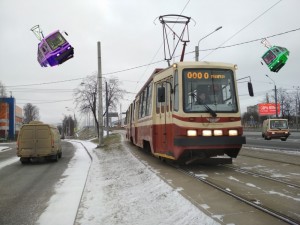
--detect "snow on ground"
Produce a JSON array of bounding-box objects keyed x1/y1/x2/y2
[
  {"x1": 73, "y1": 138, "x2": 220, "y2": 225},
  {"x1": 0, "y1": 146, "x2": 19, "y2": 169},
  {"x1": 36, "y1": 142, "x2": 91, "y2": 225}
]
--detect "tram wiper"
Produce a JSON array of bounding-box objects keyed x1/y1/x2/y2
[{"x1": 203, "y1": 103, "x2": 217, "y2": 118}]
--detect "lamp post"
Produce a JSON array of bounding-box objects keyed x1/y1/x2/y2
[
  {"x1": 293, "y1": 86, "x2": 300, "y2": 131},
  {"x1": 266, "y1": 74, "x2": 278, "y2": 118},
  {"x1": 195, "y1": 26, "x2": 222, "y2": 61}
]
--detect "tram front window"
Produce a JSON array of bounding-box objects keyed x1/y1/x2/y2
[{"x1": 183, "y1": 69, "x2": 238, "y2": 113}]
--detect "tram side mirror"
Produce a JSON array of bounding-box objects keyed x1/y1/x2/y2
[
  {"x1": 248, "y1": 82, "x2": 254, "y2": 97},
  {"x1": 157, "y1": 87, "x2": 165, "y2": 102}
]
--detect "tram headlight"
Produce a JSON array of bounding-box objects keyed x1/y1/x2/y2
[
  {"x1": 187, "y1": 130, "x2": 197, "y2": 137},
  {"x1": 229, "y1": 130, "x2": 238, "y2": 136},
  {"x1": 202, "y1": 130, "x2": 212, "y2": 136},
  {"x1": 214, "y1": 130, "x2": 223, "y2": 136}
]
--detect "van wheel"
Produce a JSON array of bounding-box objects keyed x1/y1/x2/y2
[
  {"x1": 53, "y1": 154, "x2": 59, "y2": 162},
  {"x1": 20, "y1": 157, "x2": 30, "y2": 164},
  {"x1": 281, "y1": 138, "x2": 287, "y2": 141},
  {"x1": 58, "y1": 151, "x2": 62, "y2": 158}
]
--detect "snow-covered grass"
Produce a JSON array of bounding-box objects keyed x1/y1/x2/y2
[{"x1": 74, "y1": 134, "x2": 220, "y2": 225}]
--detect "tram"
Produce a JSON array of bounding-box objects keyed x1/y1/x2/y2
[
  {"x1": 125, "y1": 61, "x2": 253, "y2": 164},
  {"x1": 261, "y1": 46, "x2": 289, "y2": 73},
  {"x1": 37, "y1": 30, "x2": 74, "y2": 67}
]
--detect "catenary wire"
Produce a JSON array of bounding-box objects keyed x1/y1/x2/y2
[{"x1": 5, "y1": 27, "x2": 299, "y2": 89}]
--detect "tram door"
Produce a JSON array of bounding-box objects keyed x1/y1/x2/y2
[{"x1": 156, "y1": 78, "x2": 173, "y2": 153}]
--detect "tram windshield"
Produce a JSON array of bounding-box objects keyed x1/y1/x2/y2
[
  {"x1": 46, "y1": 32, "x2": 67, "y2": 51},
  {"x1": 183, "y1": 69, "x2": 238, "y2": 113}
]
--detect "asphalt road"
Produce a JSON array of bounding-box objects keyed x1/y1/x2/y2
[
  {"x1": 244, "y1": 131, "x2": 300, "y2": 151},
  {"x1": 0, "y1": 141, "x2": 75, "y2": 225}
]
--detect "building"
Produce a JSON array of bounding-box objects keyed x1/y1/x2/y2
[
  {"x1": 247, "y1": 105, "x2": 258, "y2": 114},
  {"x1": 0, "y1": 97, "x2": 23, "y2": 140}
]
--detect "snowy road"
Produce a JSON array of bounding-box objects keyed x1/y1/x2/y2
[{"x1": 1, "y1": 139, "x2": 219, "y2": 225}]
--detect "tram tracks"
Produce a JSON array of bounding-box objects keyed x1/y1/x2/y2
[
  {"x1": 169, "y1": 162, "x2": 300, "y2": 225},
  {"x1": 221, "y1": 164, "x2": 300, "y2": 189}
]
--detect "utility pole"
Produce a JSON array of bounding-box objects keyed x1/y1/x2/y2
[
  {"x1": 275, "y1": 84, "x2": 278, "y2": 118},
  {"x1": 106, "y1": 81, "x2": 109, "y2": 137},
  {"x1": 97, "y1": 42, "x2": 104, "y2": 147},
  {"x1": 266, "y1": 74, "x2": 278, "y2": 118},
  {"x1": 294, "y1": 86, "x2": 299, "y2": 131}
]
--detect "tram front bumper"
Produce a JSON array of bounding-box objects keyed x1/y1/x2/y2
[{"x1": 174, "y1": 136, "x2": 246, "y2": 146}]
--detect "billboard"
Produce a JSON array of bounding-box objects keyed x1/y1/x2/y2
[{"x1": 258, "y1": 103, "x2": 280, "y2": 115}]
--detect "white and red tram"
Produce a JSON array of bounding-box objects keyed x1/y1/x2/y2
[{"x1": 125, "y1": 61, "x2": 250, "y2": 163}]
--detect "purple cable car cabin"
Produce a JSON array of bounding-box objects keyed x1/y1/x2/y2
[{"x1": 37, "y1": 30, "x2": 74, "y2": 67}]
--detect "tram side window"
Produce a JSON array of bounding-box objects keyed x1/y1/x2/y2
[
  {"x1": 169, "y1": 77, "x2": 173, "y2": 111},
  {"x1": 161, "y1": 83, "x2": 165, "y2": 113},
  {"x1": 174, "y1": 71, "x2": 179, "y2": 111},
  {"x1": 156, "y1": 83, "x2": 160, "y2": 114},
  {"x1": 139, "y1": 91, "x2": 145, "y2": 119},
  {"x1": 141, "y1": 88, "x2": 147, "y2": 118},
  {"x1": 146, "y1": 83, "x2": 153, "y2": 116},
  {"x1": 132, "y1": 102, "x2": 135, "y2": 123},
  {"x1": 135, "y1": 99, "x2": 140, "y2": 120}
]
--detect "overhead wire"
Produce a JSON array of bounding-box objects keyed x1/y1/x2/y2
[
  {"x1": 200, "y1": 0, "x2": 283, "y2": 60},
  {"x1": 6, "y1": 26, "x2": 299, "y2": 90},
  {"x1": 132, "y1": 0, "x2": 192, "y2": 92}
]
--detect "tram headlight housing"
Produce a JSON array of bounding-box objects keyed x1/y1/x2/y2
[
  {"x1": 187, "y1": 130, "x2": 197, "y2": 137},
  {"x1": 214, "y1": 130, "x2": 223, "y2": 136},
  {"x1": 202, "y1": 130, "x2": 212, "y2": 136},
  {"x1": 229, "y1": 130, "x2": 238, "y2": 136}
]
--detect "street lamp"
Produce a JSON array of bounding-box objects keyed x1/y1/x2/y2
[
  {"x1": 266, "y1": 74, "x2": 278, "y2": 118},
  {"x1": 195, "y1": 26, "x2": 222, "y2": 61}
]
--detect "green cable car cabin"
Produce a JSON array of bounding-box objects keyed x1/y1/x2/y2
[{"x1": 262, "y1": 46, "x2": 289, "y2": 73}]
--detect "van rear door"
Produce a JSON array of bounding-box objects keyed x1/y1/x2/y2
[
  {"x1": 19, "y1": 126, "x2": 36, "y2": 155},
  {"x1": 35, "y1": 125, "x2": 52, "y2": 155}
]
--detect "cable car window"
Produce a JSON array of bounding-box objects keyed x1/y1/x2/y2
[
  {"x1": 262, "y1": 50, "x2": 276, "y2": 65},
  {"x1": 46, "y1": 32, "x2": 67, "y2": 51}
]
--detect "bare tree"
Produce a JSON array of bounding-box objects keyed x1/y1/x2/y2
[
  {"x1": 0, "y1": 81, "x2": 7, "y2": 97},
  {"x1": 23, "y1": 103, "x2": 40, "y2": 124},
  {"x1": 74, "y1": 75, "x2": 99, "y2": 136},
  {"x1": 105, "y1": 78, "x2": 125, "y2": 114},
  {"x1": 74, "y1": 74, "x2": 125, "y2": 137}
]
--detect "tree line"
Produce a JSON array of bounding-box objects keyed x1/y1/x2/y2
[
  {"x1": 0, "y1": 76, "x2": 125, "y2": 138},
  {"x1": 242, "y1": 87, "x2": 300, "y2": 128}
]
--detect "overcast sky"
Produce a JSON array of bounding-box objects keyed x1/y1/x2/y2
[{"x1": 0, "y1": 0, "x2": 299, "y2": 125}]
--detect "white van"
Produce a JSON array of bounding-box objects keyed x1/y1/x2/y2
[
  {"x1": 17, "y1": 121, "x2": 62, "y2": 163},
  {"x1": 262, "y1": 119, "x2": 290, "y2": 141}
]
